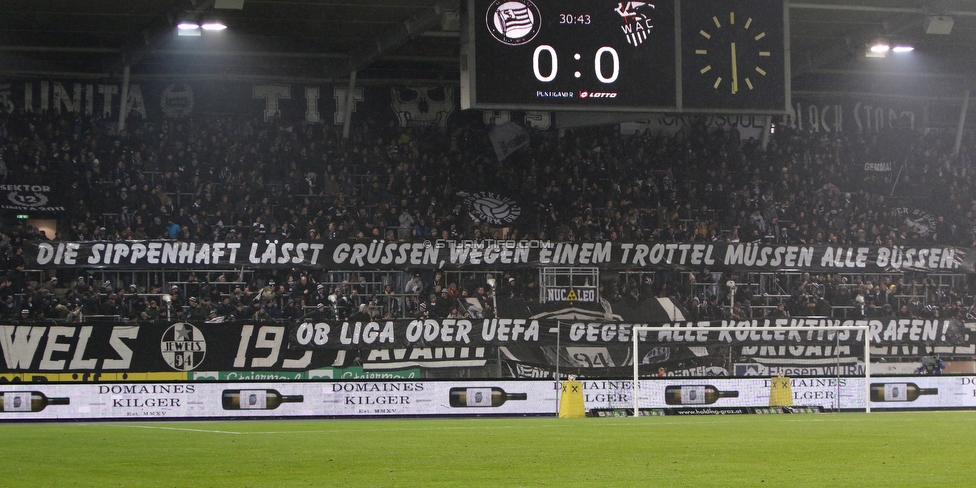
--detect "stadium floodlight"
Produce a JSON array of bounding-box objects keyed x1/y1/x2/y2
[
  {"x1": 870, "y1": 43, "x2": 890, "y2": 53},
  {"x1": 178, "y1": 15, "x2": 227, "y2": 36},
  {"x1": 177, "y1": 22, "x2": 202, "y2": 36},
  {"x1": 201, "y1": 21, "x2": 228, "y2": 31},
  {"x1": 866, "y1": 39, "x2": 890, "y2": 57},
  {"x1": 631, "y1": 324, "x2": 872, "y2": 416},
  {"x1": 866, "y1": 40, "x2": 913, "y2": 57}
]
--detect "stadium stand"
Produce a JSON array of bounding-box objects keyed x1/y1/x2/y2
[{"x1": 0, "y1": 109, "x2": 974, "y2": 323}]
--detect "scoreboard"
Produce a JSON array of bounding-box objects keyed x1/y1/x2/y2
[{"x1": 460, "y1": 0, "x2": 789, "y2": 114}]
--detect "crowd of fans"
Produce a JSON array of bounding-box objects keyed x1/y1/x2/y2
[
  {"x1": 1, "y1": 106, "x2": 975, "y2": 323},
  {"x1": 679, "y1": 270, "x2": 975, "y2": 323}
]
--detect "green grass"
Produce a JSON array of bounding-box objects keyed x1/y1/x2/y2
[{"x1": 1, "y1": 412, "x2": 973, "y2": 487}]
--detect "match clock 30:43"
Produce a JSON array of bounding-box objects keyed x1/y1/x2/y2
[{"x1": 680, "y1": 0, "x2": 787, "y2": 113}]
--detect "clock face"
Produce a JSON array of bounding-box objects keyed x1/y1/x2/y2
[
  {"x1": 680, "y1": 0, "x2": 787, "y2": 113},
  {"x1": 693, "y1": 11, "x2": 770, "y2": 94}
]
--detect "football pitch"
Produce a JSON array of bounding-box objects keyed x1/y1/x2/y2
[{"x1": 2, "y1": 411, "x2": 972, "y2": 487}]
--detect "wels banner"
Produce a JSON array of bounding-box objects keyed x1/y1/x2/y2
[
  {"x1": 0, "y1": 322, "x2": 343, "y2": 374},
  {"x1": 23, "y1": 240, "x2": 976, "y2": 273}
]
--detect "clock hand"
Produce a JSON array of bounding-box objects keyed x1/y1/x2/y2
[{"x1": 731, "y1": 42, "x2": 738, "y2": 94}]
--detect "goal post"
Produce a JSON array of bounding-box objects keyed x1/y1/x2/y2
[{"x1": 631, "y1": 325, "x2": 872, "y2": 416}]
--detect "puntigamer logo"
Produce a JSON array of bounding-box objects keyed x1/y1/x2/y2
[{"x1": 160, "y1": 323, "x2": 207, "y2": 371}]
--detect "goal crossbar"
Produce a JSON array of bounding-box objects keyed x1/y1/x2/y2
[{"x1": 631, "y1": 325, "x2": 872, "y2": 415}]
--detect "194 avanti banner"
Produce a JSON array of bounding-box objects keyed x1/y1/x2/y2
[{"x1": 22, "y1": 239, "x2": 976, "y2": 272}]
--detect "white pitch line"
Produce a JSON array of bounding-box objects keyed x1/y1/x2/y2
[
  {"x1": 111, "y1": 420, "x2": 734, "y2": 435},
  {"x1": 123, "y1": 425, "x2": 246, "y2": 434},
  {"x1": 102, "y1": 413, "x2": 961, "y2": 436},
  {"x1": 120, "y1": 423, "x2": 549, "y2": 435}
]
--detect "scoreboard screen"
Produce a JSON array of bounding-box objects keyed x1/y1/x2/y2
[{"x1": 460, "y1": 0, "x2": 789, "y2": 114}]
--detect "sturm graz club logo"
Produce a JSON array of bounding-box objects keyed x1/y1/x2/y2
[
  {"x1": 465, "y1": 192, "x2": 522, "y2": 225},
  {"x1": 486, "y1": 0, "x2": 540, "y2": 46},
  {"x1": 160, "y1": 323, "x2": 207, "y2": 371}
]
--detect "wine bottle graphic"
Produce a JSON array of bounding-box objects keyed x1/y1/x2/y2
[
  {"x1": 664, "y1": 385, "x2": 739, "y2": 405},
  {"x1": 449, "y1": 387, "x2": 527, "y2": 407},
  {"x1": 1, "y1": 391, "x2": 70, "y2": 412},
  {"x1": 221, "y1": 389, "x2": 304, "y2": 410},
  {"x1": 869, "y1": 383, "x2": 938, "y2": 402}
]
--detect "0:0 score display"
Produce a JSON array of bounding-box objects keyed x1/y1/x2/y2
[{"x1": 531, "y1": 45, "x2": 620, "y2": 84}]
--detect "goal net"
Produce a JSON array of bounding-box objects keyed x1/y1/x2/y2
[{"x1": 630, "y1": 324, "x2": 871, "y2": 415}]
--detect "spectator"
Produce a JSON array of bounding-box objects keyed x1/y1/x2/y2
[{"x1": 252, "y1": 305, "x2": 275, "y2": 322}]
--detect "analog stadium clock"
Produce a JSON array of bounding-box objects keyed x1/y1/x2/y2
[
  {"x1": 692, "y1": 11, "x2": 771, "y2": 95},
  {"x1": 680, "y1": 0, "x2": 788, "y2": 113}
]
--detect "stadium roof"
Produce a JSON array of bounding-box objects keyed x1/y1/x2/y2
[{"x1": 1, "y1": 1, "x2": 976, "y2": 98}]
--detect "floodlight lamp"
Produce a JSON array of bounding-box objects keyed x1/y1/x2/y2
[
  {"x1": 892, "y1": 45, "x2": 914, "y2": 53},
  {"x1": 865, "y1": 40, "x2": 888, "y2": 58},
  {"x1": 201, "y1": 21, "x2": 227, "y2": 31},
  {"x1": 177, "y1": 21, "x2": 202, "y2": 36}
]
